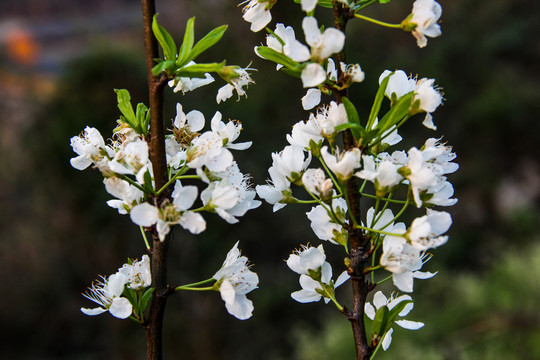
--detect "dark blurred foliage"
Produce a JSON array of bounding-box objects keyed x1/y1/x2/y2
[{"x1": 0, "y1": 0, "x2": 539, "y2": 359}]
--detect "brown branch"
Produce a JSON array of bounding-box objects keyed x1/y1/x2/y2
[
  {"x1": 141, "y1": 1, "x2": 170, "y2": 359},
  {"x1": 332, "y1": 2, "x2": 373, "y2": 359}
]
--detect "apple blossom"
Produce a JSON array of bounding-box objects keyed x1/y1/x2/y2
[
  {"x1": 213, "y1": 242, "x2": 258, "y2": 320},
  {"x1": 81, "y1": 272, "x2": 132, "y2": 319}
]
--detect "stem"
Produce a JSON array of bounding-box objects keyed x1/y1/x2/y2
[
  {"x1": 354, "y1": 14, "x2": 402, "y2": 29},
  {"x1": 141, "y1": 1, "x2": 170, "y2": 360},
  {"x1": 175, "y1": 278, "x2": 215, "y2": 291},
  {"x1": 140, "y1": 226, "x2": 151, "y2": 250},
  {"x1": 333, "y1": 2, "x2": 372, "y2": 359}
]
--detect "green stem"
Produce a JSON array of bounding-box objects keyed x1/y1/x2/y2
[
  {"x1": 175, "y1": 278, "x2": 215, "y2": 291},
  {"x1": 355, "y1": 0, "x2": 378, "y2": 12},
  {"x1": 176, "y1": 286, "x2": 215, "y2": 291},
  {"x1": 317, "y1": 154, "x2": 342, "y2": 193},
  {"x1": 375, "y1": 274, "x2": 393, "y2": 286},
  {"x1": 360, "y1": 192, "x2": 407, "y2": 204},
  {"x1": 354, "y1": 14, "x2": 402, "y2": 29},
  {"x1": 140, "y1": 226, "x2": 151, "y2": 250},
  {"x1": 353, "y1": 224, "x2": 405, "y2": 237},
  {"x1": 155, "y1": 173, "x2": 200, "y2": 196},
  {"x1": 120, "y1": 174, "x2": 153, "y2": 194}
]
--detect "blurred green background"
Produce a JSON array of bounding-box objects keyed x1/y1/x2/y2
[{"x1": 1, "y1": 0, "x2": 539, "y2": 359}]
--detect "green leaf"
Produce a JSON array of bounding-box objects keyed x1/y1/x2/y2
[
  {"x1": 371, "y1": 306, "x2": 390, "y2": 336},
  {"x1": 175, "y1": 61, "x2": 226, "y2": 78},
  {"x1": 317, "y1": 0, "x2": 334, "y2": 8},
  {"x1": 143, "y1": 170, "x2": 154, "y2": 193},
  {"x1": 176, "y1": 17, "x2": 195, "y2": 67},
  {"x1": 366, "y1": 72, "x2": 391, "y2": 131},
  {"x1": 152, "y1": 60, "x2": 175, "y2": 76},
  {"x1": 256, "y1": 46, "x2": 300, "y2": 69},
  {"x1": 135, "y1": 103, "x2": 149, "y2": 135},
  {"x1": 152, "y1": 14, "x2": 177, "y2": 61},
  {"x1": 342, "y1": 96, "x2": 364, "y2": 140},
  {"x1": 379, "y1": 0, "x2": 391, "y2": 3},
  {"x1": 140, "y1": 287, "x2": 155, "y2": 313},
  {"x1": 114, "y1": 89, "x2": 137, "y2": 128},
  {"x1": 185, "y1": 25, "x2": 228, "y2": 65},
  {"x1": 387, "y1": 299, "x2": 413, "y2": 324},
  {"x1": 335, "y1": 123, "x2": 364, "y2": 132},
  {"x1": 376, "y1": 91, "x2": 414, "y2": 135}
]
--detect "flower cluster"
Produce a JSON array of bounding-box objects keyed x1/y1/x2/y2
[
  {"x1": 81, "y1": 255, "x2": 151, "y2": 319},
  {"x1": 70, "y1": 103, "x2": 260, "y2": 242}
]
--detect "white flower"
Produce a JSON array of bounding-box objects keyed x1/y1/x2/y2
[
  {"x1": 355, "y1": 155, "x2": 403, "y2": 196},
  {"x1": 302, "y1": 17, "x2": 345, "y2": 62},
  {"x1": 421, "y1": 138, "x2": 458, "y2": 174},
  {"x1": 213, "y1": 242, "x2": 259, "y2": 320},
  {"x1": 341, "y1": 62, "x2": 365, "y2": 84},
  {"x1": 70, "y1": 127, "x2": 114, "y2": 170},
  {"x1": 313, "y1": 101, "x2": 348, "y2": 137},
  {"x1": 108, "y1": 138, "x2": 151, "y2": 184},
  {"x1": 201, "y1": 179, "x2": 260, "y2": 224},
  {"x1": 407, "y1": 209, "x2": 451, "y2": 250},
  {"x1": 266, "y1": 23, "x2": 311, "y2": 63},
  {"x1": 271, "y1": 145, "x2": 312, "y2": 183},
  {"x1": 291, "y1": 263, "x2": 349, "y2": 304},
  {"x1": 379, "y1": 70, "x2": 416, "y2": 100},
  {"x1": 187, "y1": 131, "x2": 233, "y2": 172},
  {"x1": 104, "y1": 177, "x2": 144, "y2": 214},
  {"x1": 302, "y1": 168, "x2": 333, "y2": 198},
  {"x1": 130, "y1": 182, "x2": 206, "y2": 239},
  {"x1": 256, "y1": 166, "x2": 292, "y2": 212},
  {"x1": 407, "y1": 0, "x2": 442, "y2": 48},
  {"x1": 365, "y1": 291, "x2": 424, "y2": 350},
  {"x1": 168, "y1": 62, "x2": 215, "y2": 93},
  {"x1": 241, "y1": 0, "x2": 273, "y2": 32},
  {"x1": 402, "y1": 147, "x2": 439, "y2": 207},
  {"x1": 307, "y1": 197, "x2": 348, "y2": 245},
  {"x1": 216, "y1": 67, "x2": 255, "y2": 103},
  {"x1": 380, "y1": 235, "x2": 436, "y2": 292},
  {"x1": 210, "y1": 111, "x2": 252, "y2": 150},
  {"x1": 321, "y1": 146, "x2": 361, "y2": 181},
  {"x1": 286, "y1": 244, "x2": 326, "y2": 275},
  {"x1": 426, "y1": 179, "x2": 457, "y2": 206},
  {"x1": 173, "y1": 103, "x2": 205, "y2": 132},
  {"x1": 286, "y1": 116, "x2": 324, "y2": 149},
  {"x1": 81, "y1": 272, "x2": 132, "y2": 319},
  {"x1": 118, "y1": 255, "x2": 152, "y2": 290},
  {"x1": 365, "y1": 207, "x2": 405, "y2": 236}
]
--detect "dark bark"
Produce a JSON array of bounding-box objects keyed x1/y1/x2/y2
[
  {"x1": 141, "y1": 1, "x2": 170, "y2": 359},
  {"x1": 332, "y1": 2, "x2": 373, "y2": 359}
]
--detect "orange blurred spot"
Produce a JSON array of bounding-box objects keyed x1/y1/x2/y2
[{"x1": 5, "y1": 28, "x2": 40, "y2": 65}]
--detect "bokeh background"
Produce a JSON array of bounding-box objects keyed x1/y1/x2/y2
[{"x1": 1, "y1": 0, "x2": 539, "y2": 359}]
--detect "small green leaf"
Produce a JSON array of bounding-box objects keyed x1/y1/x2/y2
[
  {"x1": 376, "y1": 91, "x2": 414, "y2": 135},
  {"x1": 342, "y1": 96, "x2": 364, "y2": 140},
  {"x1": 176, "y1": 17, "x2": 195, "y2": 67},
  {"x1": 175, "y1": 61, "x2": 226, "y2": 78},
  {"x1": 143, "y1": 170, "x2": 154, "y2": 193},
  {"x1": 366, "y1": 72, "x2": 391, "y2": 131},
  {"x1": 371, "y1": 306, "x2": 390, "y2": 336},
  {"x1": 335, "y1": 123, "x2": 364, "y2": 132},
  {"x1": 387, "y1": 299, "x2": 413, "y2": 324},
  {"x1": 257, "y1": 46, "x2": 300, "y2": 69},
  {"x1": 152, "y1": 60, "x2": 175, "y2": 76},
  {"x1": 115, "y1": 89, "x2": 137, "y2": 128},
  {"x1": 140, "y1": 287, "x2": 155, "y2": 313},
  {"x1": 185, "y1": 25, "x2": 228, "y2": 65},
  {"x1": 135, "y1": 103, "x2": 149, "y2": 135},
  {"x1": 152, "y1": 14, "x2": 177, "y2": 61}
]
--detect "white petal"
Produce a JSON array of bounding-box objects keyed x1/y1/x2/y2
[
  {"x1": 81, "y1": 307, "x2": 107, "y2": 316},
  {"x1": 225, "y1": 294, "x2": 254, "y2": 320},
  {"x1": 382, "y1": 328, "x2": 393, "y2": 350},
  {"x1": 302, "y1": 88, "x2": 322, "y2": 110},
  {"x1": 395, "y1": 319, "x2": 424, "y2": 330},
  {"x1": 364, "y1": 302, "x2": 376, "y2": 320},
  {"x1": 301, "y1": 63, "x2": 326, "y2": 88},
  {"x1": 109, "y1": 297, "x2": 133, "y2": 319},
  {"x1": 302, "y1": 16, "x2": 320, "y2": 46},
  {"x1": 335, "y1": 271, "x2": 350, "y2": 287},
  {"x1": 130, "y1": 203, "x2": 159, "y2": 227},
  {"x1": 301, "y1": 0, "x2": 318, "y2": 12},
  {"x1": 179, "y1": 211, "x2": 206, "y2": 234},
  {"x1": 291, "y1": 289, "x2": 321, "y2": 303},
  {"x1": 373, "y1": 291, "x2": 388, "y2": 309},
  {"x1": 186, "y1": 110, "x2": 205, "y2": 132}
]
